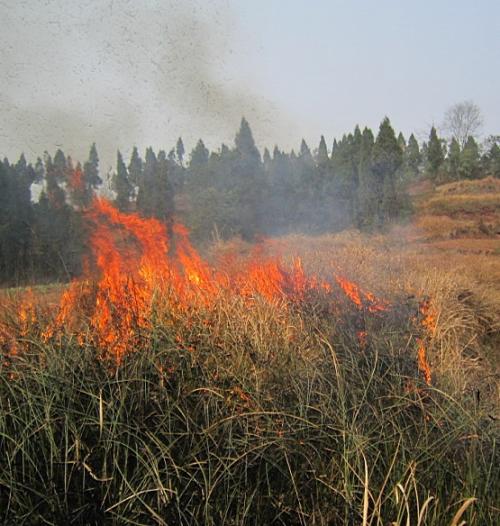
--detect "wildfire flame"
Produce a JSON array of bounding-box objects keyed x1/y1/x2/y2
[
  {"x1": 416, "y1": 299, "x2": 436, "y2": 385},
  {"x1": 6, "y1": 198, "x2": 430, "y2": 382}
]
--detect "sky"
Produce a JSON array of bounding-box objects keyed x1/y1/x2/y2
[{"x1": 1, "y1": 0, "x2": 499, "y2": 172}]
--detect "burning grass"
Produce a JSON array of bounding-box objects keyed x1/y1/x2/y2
[{"x1": 0, "y1": 200, "x2": 498, "y2": 525}]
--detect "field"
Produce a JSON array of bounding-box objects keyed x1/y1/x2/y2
[{"x1": 0, "y1": 182, "x2": 499, "y2": 525}]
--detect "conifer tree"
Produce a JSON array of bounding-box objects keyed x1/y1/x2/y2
[
  {"x1": 397, "y1": 132, "x2": 406, "y2": 151},
  {"x1": 45, "y1": 150, "x2": 67, "y2": 209},
  {"x1": 447, "y1": 138, "x2": 461, "y2": 180},
  {"x1": 136, "y1": 147, "x2": 157, "y2": 217},
  {"x1": 113, "y1": 151, "x2": 133, "y2": 212},
  {"x1": 459, "y1": 136, "x2": 480, "y2": 179},
  {"x1": 263, "y1": 147, "x2": 271, "y2": 168},
  {"x1": 484, "y1": 141, "x2": 500, "y2": 178},
  {"x1": 81, "y1": 143, "x2": 101, "y2": 205},
  {"x1": 176, "y1": 137, "x2": 185, "y2": 166},
  {"x1": 426, "y1": 127, "x2": 445, "y2": 181},
  {"x1": 235, "y1": 117, "x2": 260, "y2": 162},
  {"x1": 233, "y1": 119, "x2": 264, "y2": 239},
  {"x1": 372, "y1": 118, "x2": 404, "y2": 223},
  {"x1": 190, "y1": 140, "x2": 209, "y2": 167},
  {"x1": 356, "y1": 127, "x2": 376, "y2": 228},
  {"x1": 405, "y1": 134, "x2": 421, "y2": 180},
  {"x1": 128, "y1": 146, "x2": 143, "y2": 192},
  {"x1": 316, "y1": 135, "x2": 329, "y2": 166},
  {"x1": 152, "y1": 150, "x2": 175, "y2": 223}
]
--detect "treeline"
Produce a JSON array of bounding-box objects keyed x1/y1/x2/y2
[{"x1": 1, "y1": 117, "x2": 499, "y2": 285}]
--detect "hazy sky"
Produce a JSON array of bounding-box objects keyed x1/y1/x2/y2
[{"x1": 1, "y1": 0, "x2": 499, "y2": 171}]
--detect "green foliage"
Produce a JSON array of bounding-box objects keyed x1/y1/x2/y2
[
  {"x1": 11, "y1": 115, "x2": 500, "y2": 284},
  {"x1": 176, "y1": 137, "x2": 185, "y2": 166},
  {"x1": 371, "y1": 118, "x2": 405, "y2": 223},
  {"x1": 459, "y1": 136, "x2": 481, "y2": 180},
  {"x1": 136, "y1": 147, "x2": 175, "y2": 224},
  {"x1": 426, "y1": 127, "x2": 445, "y2": 181},
  {"x1": 112, "y1": 151, "x2": 133, "y2": 212},
  {"x1": 128, "y1": 146, "x2": 143, "y2": 189},
  {"x1": 484, "y1": 141, "x2": 500, "y2": 178},
  {"x1": 446, "y1": 137, "x2": 461, "y2": 180},
  {"x1": 81, "y1": 143, "x2": 102, "y2": 206},
  {"x1": 405, "y1": 133, "x2": 422, "y2": 180}
]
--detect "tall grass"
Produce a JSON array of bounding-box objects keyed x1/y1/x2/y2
[{"x1": 1, "y1": 284, "x2": 498, "y2": 525}]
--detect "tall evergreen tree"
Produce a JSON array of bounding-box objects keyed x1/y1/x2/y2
[
  {"x1": 152, "y1": 150, "x2": 175, "y2": 224},
  {"x1": 128, "y1": 146, "x2": 143, "y2": 192},
  {"x1": 233, "y1": 119, "x2": 264, "y2": 239},
  {"x1": 372, "y1": 118, "x2": 404, "y2": 222},
  {"x1": 397, "y1": 132, "x2": 406, "y2": 151},
  {"x1": 45, "y1": 150, "x2": 67, "y2": 209},
  {"x1": 136, "y1": 147, "x2": 157, "y2": 217},
  {"x1": 176, "y1": 137, "x2": 185, "y2": 166},
  {"x1": 459, "y1": 136, "x2": 480, "y2": 179},
  {"x1": 190, "y1": 140, "x2": 209, "y2": 167},
  {"x1": 356, "y1": 127, "x2": 376, "y2": 228},
  {"x1": 446, "y1": 138, "x2": 461, "y2": 180},
  {"x1": 235, "y1": 117, "x2": 260, "y2": 162},
  {"x1": 405, "y1": 134, "x2": 421, "y2": 180},
  {"x1": 316, "y1": 135, "x2": 329, "y2": 166},
  {"x1": 81, "y1": 143, "x2": 101, "y2": 205},
  {"x1": 426, "y1": 127, "x2": 445, "y2": 181},
  {"x1": 483, "y1": 141, "x2": 500, "y2": 178},
  {"x1": 113, "y1": 150, "x2": 133, "y2": 212}
]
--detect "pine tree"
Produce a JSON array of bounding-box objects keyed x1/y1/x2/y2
[
  {"x1": 190, "y1": 140, "x2": 209, "y2": 167},
  {"x1": 447, "y1": 138, "x2": 461, "y2": 180},
  {"x1": 128, "y1": 146, "x2": 143, "y2": 192},
  {"x1": 152, "y1": 150, "x2": 175, "y2": 223},
  {"x1": 459, "y1": 136, "x2": 480, "y2": 179},
  {"x1": 81, "y1": 143, "x2": 101, "y2": 205},
  {"x1": 262, "y1": 148, "x2": 272, "y2": 173},
  {"x1": 113, "y1": 151, "x2": 133, "y2": 212},
  {"x1": 426, "y1": 127, "x2": 444, "y2": 181},
  {"x1": 45, "y1": 150, "x2": 67, "y2": 209},
  {"x1": 484, "y1": 142, "x2": 500, "y2": 178},
  {"x1": 232, "y1": 119, "x2": 264, "y2": 239},
  {"x1": 235, "y1": 117, "x2": 260, "y2": 162},
  {"x1": 176, "y1": 137, "x2": 185, "y2": 166},
  {"x1": 0, "y1": 156, "x2": 37, "y2": 282},
  {"x1": 136, "y1": 147, "x2": 157, "y2": 217},
  {"x1": 372, "y1": 118, "x2": 404, "y2": 223},
  {"x1": 316, "y1": 135, "x2": 329, "y2": 165},
  {"x1": 405, "y1": 134, "x2": 421, "y2": 180},
  {"x1": 356, "y1": 127, "x2": 376, "y2": 228},
  {"x1": 397, "y1": 132, "x2": 406, "y2": 151},
  {"x1": 299, "y1": 139, "x2": 313, "y2": 162}
]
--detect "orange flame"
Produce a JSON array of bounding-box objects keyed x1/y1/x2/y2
[
  {"x1": 33, "y1": 198, "x2": 431, "y2": 387},
  {"x1": 416, "y1": 299, "x2": 436, "y2": 385},
  {"x1": 335, "y1": 276, "x2": 388, "y2": 312}
]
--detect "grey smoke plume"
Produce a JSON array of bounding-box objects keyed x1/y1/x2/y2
[{"x1": 0, "y1": 0, "x2": 293, "y2": 169}]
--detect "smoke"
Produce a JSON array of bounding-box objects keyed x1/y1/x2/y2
[
  {"x1": 0, "y1": 0, "x2": 294, "y2": 169},
  {"x1": 151, "y1": 5, "x2": 291, "y2": 146}
]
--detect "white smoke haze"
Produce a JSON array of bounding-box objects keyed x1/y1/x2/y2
[{"x1": 0, "y1": 0, "x2": 295, "y2": 170}]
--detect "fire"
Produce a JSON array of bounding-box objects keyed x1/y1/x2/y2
[
  {"x1": 335, "y1": 276, "x2": 388, "y2": 312},
  {"x1": 7, "y1": 198, "x2": 429, "y2": 381},
  {"x1": 416, "y1": 299, "x2": 437, "y2": 385}
]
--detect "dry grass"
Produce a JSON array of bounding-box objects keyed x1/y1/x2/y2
[
  {"x1": 1, "y1": 178, "x2": 499, "y2": 523},
  {"x1": 242, "y1": 230, "x2": 500, "y2": 411},
  {"x1": 437, "y1": 177, "x2": 500, "y2": 195},
  {"x1": 1, "y1": 266, "x2": 498, "y2": 524}
]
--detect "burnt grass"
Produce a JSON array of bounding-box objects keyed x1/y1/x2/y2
[{"x1": 0, "y1": 286, "x2": 498, "y2": 525}]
